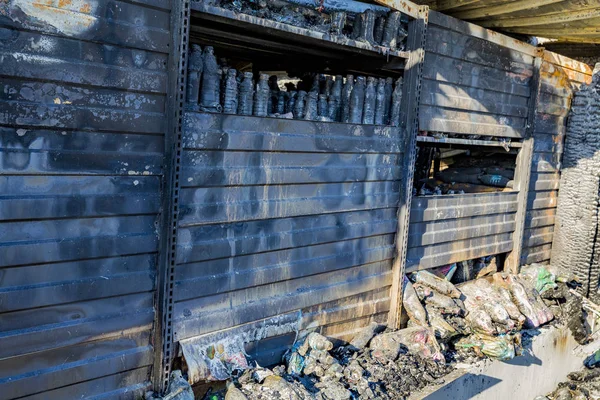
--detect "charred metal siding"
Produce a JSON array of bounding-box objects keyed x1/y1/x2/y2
[
  {"x1": 405, "y1": 192, "x2": 518, "y2": 272},
  {"x1": 172, "y1": 113, "x2": 403, "y2": 355},
  {"x1": 419, "y1": 11, "x2": 537, "y2": 139},
  {"x1": 521, "y1": 52, "x2": 593, "y2": 265},
  {"x1": 0, "y1": 0, "x2": 170, "y2": 398}
]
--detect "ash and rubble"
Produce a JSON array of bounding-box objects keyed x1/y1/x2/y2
[
  {"x1": 542, "y1": 350, "x2": 600, "y2": 400},
  {"x1": 155, "y1": 263, "x2": 588, "y2": 400}
]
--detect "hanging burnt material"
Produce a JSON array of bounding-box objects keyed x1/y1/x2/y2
[
  {"x1": 384, "y1": 77, "x2": 393, "y2": 124},
  {"x1": 359, "y1": 10, "x2": 376, "y2": 44},
  {"x1": 318, "y1": 94, "x2": 329, "y2": 118},
  {"x1": 382, "y1": 12, "x2": 401, "y2": 50},
  {"x1": 362, "y1": 76, "x2": 376, "y2": 124},
  {"x1": 349, "y1": 76, "x2": 366, "y2": 124},
  {"x1": 330, "y1": 11, "x2": 346, "y2": 35},
  {"x1": 186, "y1": 44, "x2": 203, "y2": 106},
  {"x1": 286, "y1": 91, "x2": 297, "y2": 115},
  {"x1": 390, "y1": 77, "x2": 403, "y2": 127},
  {"x1": 374, "y1": 15, "x2": 386, "y2": 44},
  {"x1": 200, "y1": 46, "x2": 221, "y2": 112},
  {"x1": 254, "y1": 73, "x2": 270, "y2": 117},
  {"x1": 294, "y1": 90, "x2": 307, "y2": 119},
  {"x1": 374, "y1": 78, "x2": 387, "y2": 125},
  {"x1": 328, "y1": 75, "x2": 343, "y2": 122},
  {"x1": 397, "y1": 21, "x2": 409, "y2": 50},
  {"x1": 304, "y1": 91, "x2": 319, "y2": 121},
  {"x1": 238, "y1": 72, "x2": 254, "y2": 116},
  {"x1": 341, "y1": 74, "x2": 354, "y2": 123},
  {"x1": 223, "y1": 68, "x2": 238, "y2": 114}
]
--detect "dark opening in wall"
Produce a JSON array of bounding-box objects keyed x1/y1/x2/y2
[{"x1": 413, "y1": 136, "x2": 518, "y2": 196}]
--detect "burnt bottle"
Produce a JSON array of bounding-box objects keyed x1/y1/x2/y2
[
  {"x1": 222, "y1": 68, "x2": 238, "y2": 114},
  {"x1": 374, "y1": 78, "x2": 387, "y2": 125},
  {"x1": 390, "y1": 77, "x2": 403, "y2": 127},
  {"x1": 186, "y1": 44, "x2": 203, "y2": 106},
  {"x1": 276, "y1": 92, "x2": 286, "y2": 114},
  {"x1": 200, "y1": 46, "x2": 220, "y2": 111},
  {"x1": 349, "y1": 76, "x2": 366, "y2": 124},
  {"x1": 384, "y1": 77, "x2": 393, "y2": 124},
  {"x1": 254, "y1": 73, "x2": 270, "y2": 117},
  {"x1": 374, "y1": 16, "x2": 385, "y2": 45},
  {"x1": 330, "y1": 11, "x2": 346, "y2": 35},
  {"x1": 237, "y1": 72, "x2": 254, "y2": 116},
  {"x1": 351, "y1": 13, "x2": 362, "y2": 40},
  {"x1": 304, "y1": 91, "x2": 318, "y2": 121},
  {"x1": 220, "y1": 66, "x2": 229, "y2": 107},
  {"x1": 341, "y1": 74, "x2": 354, "y2": 123},
  {"x1": 318, "y1": 94, "x2": 328, "y2": 118},
  {"x1": 324, "y1": 75, "x2": 334, "y2": 97},
  {"x1": 359, "y1": 10, "x2": 376, "y2": 45},
  {"x1": 328, "y1": 75, "x2": 343, "y2": 121},
  {"x1": 294, "y1": 90, "x2": 307, "y2": 119},
  {"x1": 286, "y1": 91, "x2": 297, "y2": 115},
  {"x1": 382, "y1": 12, "x2": 401, "y2": 50},
  {"x1": 362, "y1": 76, "x2": 376, "y2": 124},
  {"x1": 269, "y1": 75, "x2": 280, "y2": 114}
]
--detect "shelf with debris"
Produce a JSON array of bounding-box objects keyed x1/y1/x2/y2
[
  {"x1": 190, "y1": 0, "x2": 416, "y2": 64},
  {"x1": 412, "y1": 134, "x2": 519, "y2": 197}
]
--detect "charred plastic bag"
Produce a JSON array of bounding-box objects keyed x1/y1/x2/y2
[
  {"x1": 520, "y1": 263, "x2": 558, "y2": 294},
  {"x1": 455, "y1": 333, "x2": 520, "y2": 361},
  {"x1": 426, "y1": 305, "x2": 458, "y2": 341},
  {"x1": 410, "y1": 270, "x2": 461, "y2": 298},
  {"x1": 402, "y1": 276, "x2": 429, "y2": 326},
  {"x1": 414, "y1": 283, "x2": 465, "y2": 316},
  {"x1": 370, "y1": 326, "x2": 445, "y2": 362},
  {"x1": 493, "y1": 273, "x2": 554, "y2": 328}
]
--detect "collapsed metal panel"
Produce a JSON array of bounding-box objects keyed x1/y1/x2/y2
[
  {"x1": 522, "y1": 52, "x2": 593, "y2": 266},
  {"x1": 0, "y1": 0, "x2": 171, "y2": 397},
  {"x1": 172, "y1": 112, "x2": 404, "y2": 367},
  {"x1": 419, "y1": 11, "x2": 538, "y2": 139}
]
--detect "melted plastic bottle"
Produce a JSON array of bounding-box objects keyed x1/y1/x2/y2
[
  {"x1": 237, "y1": 72, "x2": 254, "y2": 116},
  {"x1": 349, "y1": 76, "x2": 366, "y2": 124},
  {"x1": 362, "y1": 76, "x2": 376, "y2": 124},
  {"x1": 341, "y1": 75, "x2": 354, "y2": 123},
  {"x1": 186, "y1": 45, "x2": 203, "y2": 106},
  {"x1": 374, "y1": 78, "x2": 387, "y2": 125},
  {"x1": 222, "y1": 68, "x2": 238, "y2": 115}
]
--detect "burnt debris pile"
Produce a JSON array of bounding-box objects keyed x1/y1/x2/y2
[
  {"x1": 152, "y1": 265, "x2": 585, "y2": 400},
  {"x1": 207, "y1": 0, "x2": 409, "y2": 52},
  {"x1": 186, "y1": 46, "x2": 403, "y2": 126},
  {"x1": 544, "y1": 350, "x2": 600, "y2": 400}
]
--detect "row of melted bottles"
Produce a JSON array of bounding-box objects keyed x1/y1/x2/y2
[{"x1": 186, "y1": 45, "x2": 404, "y2": 126}]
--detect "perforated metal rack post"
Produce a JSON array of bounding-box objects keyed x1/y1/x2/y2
[
  {"x1": 387, "y1": 4, "x2": 429, "y2": 329},
  {"x1": 154, "y1": 0, "x2": 191, "y2": 393}
]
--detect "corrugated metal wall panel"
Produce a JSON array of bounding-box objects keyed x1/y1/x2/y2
[
  {"x1": 520, "y1": 52, "x2": 593, "y2": 265},
  {"x1": 173, "y1": 112, "x2": 402, "y2": 353},
  {"x1": 419, "y1": 11, "x2": 536, "y2": 138},
  {"x1": 406, "y1": 192, "x2": 518, "y2": 272},
  {"x1": 0, "y1": 0, "x2": 171, "y2": 397}
]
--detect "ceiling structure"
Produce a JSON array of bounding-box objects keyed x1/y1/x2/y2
[{"x1": 410, "y1": 0, "x2": 600, "y2": 43}]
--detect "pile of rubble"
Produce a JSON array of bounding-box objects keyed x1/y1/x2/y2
[
  {"x1": 156, "y1": 264, "x2": 583, "y2": 400},
  {"x1": 543, "y1": 351, "x2": 600, "y2": 400}
]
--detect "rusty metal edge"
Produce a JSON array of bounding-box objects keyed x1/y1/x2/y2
[
  {"x1": 388, "y1": 5, "x2": 429, "y2": 330},
  {"x1": 374, "y1": 0, "x2": 422, "y2": 19}
]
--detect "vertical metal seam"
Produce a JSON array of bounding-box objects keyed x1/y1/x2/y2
[
  {"x1": 389, "y1": 6, "x2": 429, "y2": 329},
  {"x1": 156, "y1": 0, "x2": 190, "y2": 392}
]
